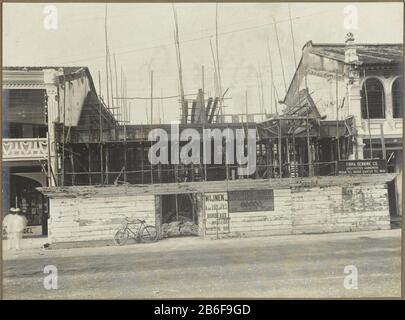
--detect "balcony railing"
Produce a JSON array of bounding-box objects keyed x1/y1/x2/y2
[{"x1": 2, "y1": 138, "x2": 48, "y2": 161}]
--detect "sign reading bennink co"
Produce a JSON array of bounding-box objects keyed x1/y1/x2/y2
[
  {"x1": 338, "y1": 159, "x2": 387, "y2": 175},
  {"x1": 228, "y1": 190, "x2": 274, "y2": 213}
]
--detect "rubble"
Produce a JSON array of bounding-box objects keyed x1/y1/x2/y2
[{"x1": 160, "y1": 220, "x2": 199, "y2": 238}]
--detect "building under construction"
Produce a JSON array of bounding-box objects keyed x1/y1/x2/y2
[{"x1": 2, "y1": 35, "x2": 403, "y2": 243}]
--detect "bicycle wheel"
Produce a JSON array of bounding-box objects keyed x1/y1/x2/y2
[
  {"x1": 140, "y1": 225, "x2": 158, "y2": 243},
  {"x1": 114, "y1": 228, "x2": 129, "y2": 245}
]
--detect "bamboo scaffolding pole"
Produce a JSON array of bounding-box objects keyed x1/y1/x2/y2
[
  {"x1": 215, "y1": 3, "x2": 224, "y2": 117},
  {"x1": 210, "y1": 39, "x2": 220, "y2": 101},
  {"x1": 288, "y1": 4, "x2": 297, "y2": 70},
  {"x1": 305, "y1": 72, "x2": 313, "y2": 176},
  {"x1": 104, "y1": 5, "x2": 110, "y2": 112},
  {"x1": 336, "y1": 63, "x2": 341, "y2": 160},
  {"x1": 150, "y1": 71, "x2": 154, "y2": 184},
  {"x1": 273, "y1": 17, "x2": 287, "y2": 94},
  {"x1": 120, "y1": 67, "x2": 124, "y2": 125},
  {"x1": 150, "y1": 70, "x2": 154, "y2": 125},
  {"x1": 278, "y1": 118, "x2": 282, "y2": 178},
  {"x1": 172, "y1": 5, "x2": 186, "y2": 123},
  {"x1": 363, "y1": 69, "x2": 374, "y2": 159},
  {"x1": 108, "y1": 48, "x2": 115, "y2": 118},
  {"x1": 259, "y1": 68, "x2": 265, "y2": 119},
  {"x1": 114, "y1": 54, "x2": 119, "y2": 122},
  {"x1": 266, "y1": 36, "x2": 278, "y2": 114},
  {"x1": 256, "y1": 71, "x2": 262, "y2": 119}
]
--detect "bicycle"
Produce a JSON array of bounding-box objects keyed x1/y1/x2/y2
[{"x1": 114, "y1": 217, "x2": 158, "y2": 245}]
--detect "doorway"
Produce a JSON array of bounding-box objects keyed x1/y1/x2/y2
[
  {"x1": 159, "y1": 193, "x2": 199, "y2": 238},
  {"x1": 10, "y1": 174, "x2": 48, "y2": 236}
]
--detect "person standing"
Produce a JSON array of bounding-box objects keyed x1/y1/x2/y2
[{"x1": 3, "y1": 207, "x2": 28, "y2": 250}]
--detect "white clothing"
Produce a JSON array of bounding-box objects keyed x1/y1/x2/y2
[{"x1": 3, "y1": 214, "x2": 27, "y2": 250}]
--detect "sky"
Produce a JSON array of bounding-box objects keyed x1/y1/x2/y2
[{"x1": 3, "y1": 2, "x2": 403, "y2": 124}]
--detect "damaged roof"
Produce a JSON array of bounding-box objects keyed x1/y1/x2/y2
[
  {"x1": 3, "y1": 66, "x2": 89, "y2": 75},
  {"x1": 3, "y1": 65, "x2": 98, "y2": 101},
  {"x1": 3, "y1": 66, "x2": 117, "y2": 125},
  {"x1": 306, "y1": 42, "x2": 403, "y2": 65}
]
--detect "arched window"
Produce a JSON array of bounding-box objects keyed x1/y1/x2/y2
[
  {"x1": 392, "y1": 77, "x2": 403, "y2": 118},
  {"x1": 361, "y1": 78, "x2": 385, "y2": 119}
]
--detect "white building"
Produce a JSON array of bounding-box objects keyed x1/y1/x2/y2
[
  {"x1": 283, "y1": 34, "x2": 403, "y2": 218},
  {"x1": 2, "y1": 66, "x2": 115, "y2": 236}
]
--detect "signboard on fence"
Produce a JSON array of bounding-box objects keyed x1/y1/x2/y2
[
  {"x1": 338, "y1": 160, "x2": 387, "y2": 175},
  {"x1": 228, "y1": 189, "x2": 274, "y2": 213},
  {"x1": 204, "y1": 192, "x2": 230, "y2": 235}
]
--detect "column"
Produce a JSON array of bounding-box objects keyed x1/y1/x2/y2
[
  {"x1": 44, "y1": 69, "x2": 62, "y2": 186},
  {"x1": 346, "y1": 71, "x2": 365, "y2": 160},
  {"x1": 384, "y1": 77, "x2": 394, "y2": 132}
]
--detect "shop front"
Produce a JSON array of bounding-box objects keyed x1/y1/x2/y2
[{"x1": 2, "y1": 166, "x2": 48, "y2": 237}]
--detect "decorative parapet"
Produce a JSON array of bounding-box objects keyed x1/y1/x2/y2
[{"x1": 2, "y1": 138, "x2": 48, "y2": 161}]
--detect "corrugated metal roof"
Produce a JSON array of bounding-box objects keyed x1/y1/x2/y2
[{"x1": 307, "y1": 42, "x2": 403, "y2": 65}]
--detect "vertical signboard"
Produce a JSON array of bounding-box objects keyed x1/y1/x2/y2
[{"x1": 204, "y1": 192, "x2": 229, "y2": 235}]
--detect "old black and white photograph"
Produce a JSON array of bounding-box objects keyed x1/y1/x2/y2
[{"x1": 1, "y1": 2, "x2": 403, "y2": 300}]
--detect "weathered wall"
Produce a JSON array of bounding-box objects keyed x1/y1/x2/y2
[
  {"x1": 39, "y1": 174, "x2": 395, "y2": 243},
  {"x1": 291, "y1": 184, "x2": 390, "y2": 234},
  {"x1": 227, "y1": 189, "x2": 293, "y2": 237},
  {"x1": 203, "y1": 183, "x2": 390, "y2": 239},
  {"x1": 48, "y1": 194, "x2": 155, "y2": 243}
]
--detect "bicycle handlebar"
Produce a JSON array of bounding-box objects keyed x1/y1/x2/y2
[{"x1": 125, "y1": 217, "x2": 146, "y2": 224}]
